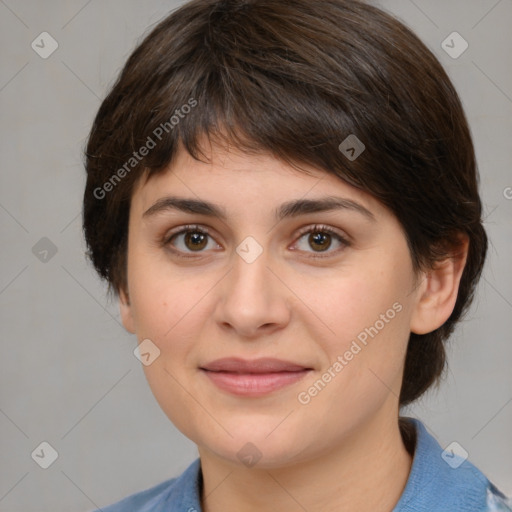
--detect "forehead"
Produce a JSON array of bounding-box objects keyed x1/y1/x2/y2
[{"x1": 132, "y1": 143, "x2": 387, "y2": 219}]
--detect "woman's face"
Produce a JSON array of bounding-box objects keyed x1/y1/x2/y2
[{"x1": 121, "y1": 143, "x2": 425, "y2": 468}]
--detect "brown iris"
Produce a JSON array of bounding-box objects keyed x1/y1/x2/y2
[
  {"x1": 309, "y1": 231, "x2": 332, "y2": 252},
  {"x1": 185, "y1": 231, "x2": 208, "y2": 251}
]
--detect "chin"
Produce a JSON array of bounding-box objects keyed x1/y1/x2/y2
[
  {"x1": 212, "y1": 442, "x2": 309, "y2": 470},
  {"x1": 194, "y1": 421, "x2": 313, "y2": 470}
]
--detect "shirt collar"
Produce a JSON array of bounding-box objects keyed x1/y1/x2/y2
[{"x1": 393, "y1": 417, "x2": 489, "y2": 511}]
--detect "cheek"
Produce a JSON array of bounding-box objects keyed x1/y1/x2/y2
[
  {"x1": 291, "y1": 259, "x2": 413, "y2": 391},
  {"x1": 131, "y1": 287, "x2": 204, "y2": 354},
  {"x1": 127, "y1": 263, "x2": 209, "y2": 433},
  {"x1": 293, "y1": 265, "x2": 408, "y2": 339},
  {"x1": 127, "y1": 245, "x2": 204, "y2": 339},
  {"x1": 135, "y1": 293, "x2": 193, "y2": 378}
]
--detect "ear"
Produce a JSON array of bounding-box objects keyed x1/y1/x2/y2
[
  {"x1": 119, "y1": 287, "x2": 136, "y2": 334},
  {"x1": 410, "y1": 237, "x2": 469, "y2": 335}
]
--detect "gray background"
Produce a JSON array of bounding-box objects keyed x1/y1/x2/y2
[{"x1": 0, "y1": 1, "x2": 511, "y2": 510}]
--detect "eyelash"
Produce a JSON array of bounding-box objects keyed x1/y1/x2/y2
[{"x1": 163, "y1": 224, "x2": 350, "y2": 259}]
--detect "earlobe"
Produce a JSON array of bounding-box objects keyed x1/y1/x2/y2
[
  {"x1": 410, "y1": 237, "x2": 469, "y2": 335},
  {"x1": 119, "y1": 287, "x2": 136, "y2": 334}
]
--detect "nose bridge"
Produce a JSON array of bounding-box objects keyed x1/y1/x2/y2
[
  {"x1": 215, "y1": 239, "x2": 290, "y2": 336},
  {"x1": 229, "y1": 243, "x2": 274, "y2": 304}
]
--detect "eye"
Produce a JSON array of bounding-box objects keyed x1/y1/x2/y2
[
  {"x1": 164, "y1": 225, "x2": 221, "y2": 257},
  {"x1": 292, "y1": 224, "x2": 350, "y2": 257},
  {"x1": 163, "y1": 223, "x2": 350, "y2": 259}
]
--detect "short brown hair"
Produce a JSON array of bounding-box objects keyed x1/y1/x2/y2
[{"x1": 83, "y1": 0, "x2": 487, "y2": 406}]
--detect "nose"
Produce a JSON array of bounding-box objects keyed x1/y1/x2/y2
[{"x1": 214, "y1": 247, "x2": 292, "y2": 339}]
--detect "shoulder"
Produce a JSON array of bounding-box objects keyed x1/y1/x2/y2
[
  {"x1": 90, "y1": 459, "x2": 202, "y2": 512},
  {"x1": 394, "y1": 418, "x2": 512, "y2": 512},
  {"x1": 94, "y1": 477, "x2": 177, "y2": 512},
  {"x1": 486, "y1": 484, "x2": 512, "y2": 512}
]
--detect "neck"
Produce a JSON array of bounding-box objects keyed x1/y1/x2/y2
[{"x1": 198, "y1": 411, "x2": 414, "y2": 512}]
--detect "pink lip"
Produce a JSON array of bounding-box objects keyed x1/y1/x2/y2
[{"x1": 200, "y1": 358, "x2": 312, "y2": 397}]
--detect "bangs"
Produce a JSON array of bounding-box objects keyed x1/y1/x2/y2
[{"x1": 121, "y1": 2, "x2": 370, "y2": 185}]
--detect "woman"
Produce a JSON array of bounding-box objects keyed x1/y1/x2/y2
[{"x1": 83, "y1": 0, "x2": 511, "y2": 510}]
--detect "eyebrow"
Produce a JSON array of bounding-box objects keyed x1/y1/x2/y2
[{"x1": 143, "y1": 195, "x2": 375, "y2": 222}]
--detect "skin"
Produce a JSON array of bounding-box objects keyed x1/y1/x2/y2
[{"x1": 120, "y1": 140, "x2": 468, "y2": 512}]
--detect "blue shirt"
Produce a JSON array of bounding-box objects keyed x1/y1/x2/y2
[{"x1": 94, "y1": 418, "x2": 511, "y2": 512}]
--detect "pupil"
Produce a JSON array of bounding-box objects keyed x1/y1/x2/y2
[{"x1": 310, "y1": 232, "x2": 330, "y2": 251}]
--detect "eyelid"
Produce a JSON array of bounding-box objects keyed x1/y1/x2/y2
[
  {"x1": 293, "y1": 223, "x2": 349, "y2": 241},
  {"x1": 290, "y1": 223, "x2": 351, "y2": 258},
  {"x1": 163, "y1": 223, "x2": 213, "y2": 243},
  {"x1": 162, "y1": 224, "x2": 221, "y2": 259}
]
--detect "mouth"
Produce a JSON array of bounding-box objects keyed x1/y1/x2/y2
[{"x1": 199, "y1": 357, "x2": 313, "y2": 397}]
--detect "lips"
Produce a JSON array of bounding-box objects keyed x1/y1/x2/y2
[
  {"x1": 201, "y1": 357, "x2": 310, "y2": 373},
  {"x1": 200, "y1": 357, "x2": 312, "y2": 396}
]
